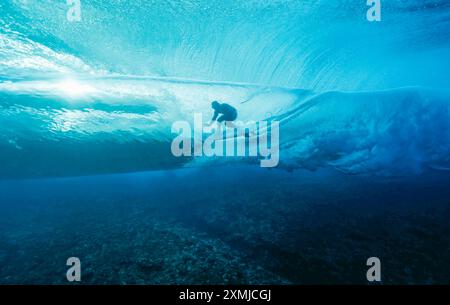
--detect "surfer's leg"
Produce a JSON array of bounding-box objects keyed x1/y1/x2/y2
[
  {"x1": 219, "y1": 113, "x2": 237, "y2": 129},
  {"x1": 216, "y1": 115, "x2": 227, "y2": 136},
  {"x1": 217, "y1": 115, "x2": 226, "y2": 123},
  {"x1": 215, "y1": 122, "x2": 223, "y2": 139}
]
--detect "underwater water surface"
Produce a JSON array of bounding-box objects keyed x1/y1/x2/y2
[{"x1": 1, "y1": 0, "x2": 450, "y2": 284}]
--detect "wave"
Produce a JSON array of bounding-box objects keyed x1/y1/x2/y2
[
  {"x1": 1, "y1": 77, "x2": 449, "y2": 178},
  {"x1": 2, "y1": 1, "x2": 450, "y2": 90},
  {"x1": 1, "y1": 1, "x2": 450, "y2": 178}
]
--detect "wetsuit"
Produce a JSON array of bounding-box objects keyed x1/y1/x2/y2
[{"x1": 212, "y1": 103, "x2": 238, "y2": 123}]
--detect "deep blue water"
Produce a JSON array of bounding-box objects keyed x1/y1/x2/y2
[{"x1": 1, "y1": 0, "x2": 450, "y2": 284}]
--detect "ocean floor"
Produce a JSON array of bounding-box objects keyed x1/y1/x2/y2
[{"x1": 0, "y1": 166, "x2": 449, "y2": 284}]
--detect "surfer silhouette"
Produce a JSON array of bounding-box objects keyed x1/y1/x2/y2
[
  {"x1": 210, "y1": 101, "x2": 237, "y2": 124},
  {"x1": 208, "y1": 101, "x2": 238, "y2": 135}
]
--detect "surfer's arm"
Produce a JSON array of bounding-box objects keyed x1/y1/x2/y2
[{"x1": 211, "y1": 110, "x2": 219, "y2": 122}]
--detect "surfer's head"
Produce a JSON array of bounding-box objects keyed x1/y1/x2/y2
[{"x1": 212, "y1": 101, "x2": 220, "y2": 109}]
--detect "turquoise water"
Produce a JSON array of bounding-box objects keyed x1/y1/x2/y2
[{"x1": 1, "y1": 1, "x2": 450, "y2": 284}]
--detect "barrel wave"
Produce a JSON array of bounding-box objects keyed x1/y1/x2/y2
[
  {"x1": 3, "y1": 0, "x2": 450, "y2": 286},
  {"x1": 1, "y1": 0, "x2": 450, "y2": 178}
]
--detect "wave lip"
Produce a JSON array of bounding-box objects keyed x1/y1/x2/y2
[{"x1": 2, "y1": 0, "x2": 450, "y2": 90}]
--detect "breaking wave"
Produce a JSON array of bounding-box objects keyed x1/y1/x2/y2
[{"x1": 1, "y1": 0, "x2": 450, "y2": 178}]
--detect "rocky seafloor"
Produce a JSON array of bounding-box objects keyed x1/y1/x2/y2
[{"x1": 0, "y1": 167, "x2": 449, "y2": 284}]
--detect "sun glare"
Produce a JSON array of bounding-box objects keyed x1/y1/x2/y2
[{"x1": 57, "y1": 79, "x2": 96, "y2": 97}]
